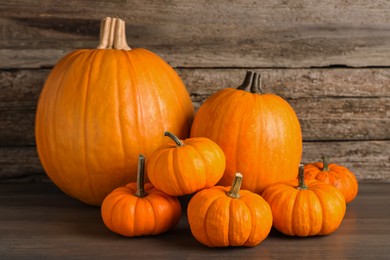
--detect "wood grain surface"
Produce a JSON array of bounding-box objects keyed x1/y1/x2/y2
[
  {"x1": 2, "y1": 0, "x2": 390, "y2": 68},
  {"x1": 1, "y1": 68, "x2": 389, "y2": 145},
  {"x1": 0, "y1": 1, "x2": 389, "y2": 182},
  {"x1": 0, "y1": 182, "x2": 389, "y2": 258},
  {"x1": 1, "y1": 141, "x2": 389, "y2": 183}
]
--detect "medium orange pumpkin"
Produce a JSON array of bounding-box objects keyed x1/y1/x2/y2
[
  {"x1": 304, "y1": 156, "x2": 358, "y2": 203},
  {"x1": 101, "y1": 154, "x2": 181, "y2": 237},
  {"x1": 147, "y1": 131, "x2": 226, "y2": 196},
  {"x1": 262, "y1": 165, "x2": 346, "y2": 237},
  {"x1": 190, "y1": 71, "x2": 302, "y2": 194},
  {"x1": 187, "y1": 173, "x2": 273, "y2": 247},
  {"x1": 35, "y1": 17, "x2": 194, "y2": 205}
]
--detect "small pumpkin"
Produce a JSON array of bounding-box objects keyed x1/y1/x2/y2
[
  {"x1": 190, "y1": 71, "x2": 302, "y2": 194},
  {"x1": 35, "y1": 17, "x2": 194, "y2": 206},
  {"x1": 147, "y1": 131, "x2": 226, "y2": 196},
  {"x1": 262, "y1": 165, "x2": 346, "y2": 237},
  {"x1": 101, "y1": 154, "x2": 181, "y2": 237},
  {"x1": 187, "y1": 173, "x2": 273, "y2": 247},
  {"x1": 304, "y1": 156, "x2": 358, "y2": 203}
]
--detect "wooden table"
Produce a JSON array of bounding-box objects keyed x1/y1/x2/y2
[{"x1": 1, "y1": 182, "x2": 389, "y2": 259}]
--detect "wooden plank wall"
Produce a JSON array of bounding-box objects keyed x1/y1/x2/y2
[{"x1": 0, "y1": 0, "x2": 389, "y2": 183}]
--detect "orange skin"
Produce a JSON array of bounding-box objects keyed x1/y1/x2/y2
[
  {"x1": 35, "y1": 48, "x2": 194, "y2": 206},
  {"x1": 304, "y1": 161, "x2": 359, "y2": 203},
  {"x1": 101, "y1": 182, "x2": 181, "y2": 237},
  {"x1": 147, "y1": 133, "x2": 226, "y2": 196},
  {"x1": 187, "y1": 183, "x2": 273, "y2": 247},
  {"x1": 262, "y1": 179, "x2": 346, "y2": 237},
  {"x1": 191, "y1": 77, "x2": 302, "y2": 194}
]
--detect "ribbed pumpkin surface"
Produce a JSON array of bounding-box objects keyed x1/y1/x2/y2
[
  {"x1": 262, "y1": 178, "x2": 346, "y2": 236},
  {"x1": 35, "y1": 48, "x2": 194, "y2": 205},
  {"x1": 191, "y1": 74, "x2": 302, "y2": 194}
]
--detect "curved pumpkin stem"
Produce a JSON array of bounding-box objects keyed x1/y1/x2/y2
[
  {"x1": 227, "y1": 173, "x2": 243, "y2": 199},
  {"x1": 97, "y1": 17, "x2": 131, "y2": 50},
  {"x1": 322, "y1": 155, "x2": 330, "y2": 172},
  {"x1": 164, "y1": 131, "x2": 184, "y2": 146},
  {"x1": 237, "y1": 71, "x2": 263, "y2": 94},
  {"x1": 297, "y1": 164, "x2": 308, "y2": 190},
  {"x1": 135, "y1": 154, "x2": 147, "y2": 198}
]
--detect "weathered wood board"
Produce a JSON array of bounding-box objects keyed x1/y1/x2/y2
[
  {"x1": 0, "y1": 1, "x2": 389, "y2": 182},
  {"x1": 3, "y1": 96, "x2": 388, "y2": 145},
  {"x1": 1, "y1": 141, "x2": 389, "y2": 183},
  {"x1": 2, "y1": 1, "x2": 390, "y2": 68},
  {"x1": 1, "y1": 182, "x2": 390, "y2": 258},
  {"x1": 1, "y1": 68, "x2": 389, "y2": 145}
]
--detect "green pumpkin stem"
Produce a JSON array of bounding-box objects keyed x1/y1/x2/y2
[
  {"x1": 237, "y1": 71, "x2": 263, "y2": 94},
  {"x1": 322, "y1": 155, "x2": 330, "y2": 172},
  {"x1": 164, "y1": 131, "x2": 184, "y2": 146},
  {"x1": 227, "y1": 173, "x2": 243, "y2": 199},
  {"x1": 297, "y1": 164, "x2": 308, "y2": 190},
  {"x1": 135, "y1": 154, "x2": 147, "y2": 198}
]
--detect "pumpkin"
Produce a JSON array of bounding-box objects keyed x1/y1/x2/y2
[
  {"x1": 190, "y1": 71, "x2": 302, "y2": 194},
  {"x1": 146, "y1": 131, "x2": 225, "y2": 196},
  {"x1": 262, "y1": 165, "x2": 346, "y2": 237},
  {"x1": 35, "y1": 17, "x2": 194, "y2": 206},
  {"x1": 101, "y1": 154, "x2": 181, "y2": 237},
  {"x1": 187, "y1": 172, "x2": 273, "y2": 247},
  {"x1": 304, "y1": 156, "x2": 358, "y2": 203}
]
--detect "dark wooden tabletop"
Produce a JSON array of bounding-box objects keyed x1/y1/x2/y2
[{"x1": 1, "y1": 182, "x2": 389, "y2": 259}]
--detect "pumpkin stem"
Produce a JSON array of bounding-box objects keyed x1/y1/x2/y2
[
  {"x1": 227, "y1": 173, "x2": 243, "y2": 199},
  {"x1": 164, "y1": 131, "x2": 184, "y2": 147},
  {"x1": 97, "y1": 17, "x2": 131, "y2": 50},
  {"x1": 297, "y1": 164, "x2": 308, "y2": 190},
  {"x1": 135, "y1": 154, "x2": 147, "y2": 198},
  {"x1": 237, "y1": 71, "x2": 263, "y2": 94},
  {"x1": 322, "y1": 155, "x2": 330, "y2": 172}
]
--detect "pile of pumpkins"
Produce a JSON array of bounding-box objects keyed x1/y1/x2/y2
[{"x1": 35, "y1": 17, "x2": 359, "y2": 247}]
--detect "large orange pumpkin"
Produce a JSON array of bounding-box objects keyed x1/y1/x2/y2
[
  {"x1": 35, "y1": 17, "x2": 194, "y2": 206},
  {"x1": 190, "y1": 71, "x2": 302, "y2": 194}
]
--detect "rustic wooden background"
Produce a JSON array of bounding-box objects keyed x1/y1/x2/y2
[{"x1": 0, "y1": 0, "x2": 389, "y2": 183}]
